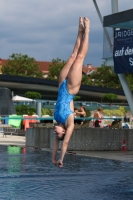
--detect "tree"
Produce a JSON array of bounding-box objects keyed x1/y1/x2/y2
[
  {"x1": 102, "y1": 93, "x2": 118, "y2": 104},
  {"x1": 88, "y1": 64, "x2": 121, "y2": 89},
  {"x1": 2, "y1": 53, "x2": 43, "y2": 78},
  {"x1": 15, "y1": 105, "x2": 36, "y2": 115},
  {"x1": 126, "y1": 73, "x2": 133, "y2": 90},
  {"x1": 74, "y1": 95, "x2": 81, "y2": 101},
  {"x1": 86, "y1": 63, "x2": 133, "y2": 91},
  {"x1": 24, "y1": 91, "x2": 41, "y2": 99},
  {"x1": 81, "y1": 74, "x2": 91, "y2": 85},
  {"x1": 48, "y1": 58, "x2": 66, "y2": 80}
]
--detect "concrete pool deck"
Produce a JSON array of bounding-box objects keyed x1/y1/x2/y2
[
  {"x1": 0, "y1": 134, "x2": 26, "y2": 147},
  {"x1": 67, "y1": 150, "x2": 133, "y2": 162},
  {"x1": 0, "y1": 134, "x2": 133, "y2": 163}
]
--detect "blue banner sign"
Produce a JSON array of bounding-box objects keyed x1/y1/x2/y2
[{"x1": 113, "y1": 28, "x2": 133, "y2": 74}]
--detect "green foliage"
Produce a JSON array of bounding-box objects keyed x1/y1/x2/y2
[
  {"x1": 81, "y1": 74, "x2": 90, "y2": 85},
  {"x1": 41, "y1": 108, "x2": 53, "y2": 116},
  {"x1": 103, "y1": 108, "x2": 125, "y2": 116},
  {"x1": 2, "y1": 53, "x2": 43, "y2": 78},
  {"x1": 74, "y1": 96, "x2": 81, "y2": 101},
  {"x1": 86, "y1": 109, "x2": 91, "y2": 117},
  {"x1": 103, "y1": 109, "x2": 111, "y2": 116},
  {"x1": 15, "y1": 105, "x2": 27, "y2": 115},
  {"x1": 15, "y1": 105, "x2": 52, "y2": 116},
  {"x1": 88, "y1": 64, "x2": 121, "y2": 89},
  {"x1": 15, "y1": 105, "x2": 36, "y2": 115},
  {"x1": 24, "y1": 91, "x2": 41, "y2": 99},
  {"x1": 119, "y1": 106, "x2": 126, "y2": 115},
  {"x1": 27, "y1": 107, "x2": 36, "y2": 115},
  {"x1": 48, "y1": 58, "x2": 66, "y2": 80},
  {"x1": 125, "y1": 74, "x2": 133, "y2": 90},
  {"x1": 85, "y1": 63, "x2": 133, "y2": 91},
  {"x1": 102, "y1": 93, "x2": 118, "y2": 103}
]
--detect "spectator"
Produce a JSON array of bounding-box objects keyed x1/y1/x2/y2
[
  {"x1": 124, "y1": 115, "x2": 127, "y2": 123},
  {"x1": 74, "y1": 107, "x2": 79, "y2": 117},
  {"x1": 74, "y1": 105, "x2": 86, "y2": 125},
  {"x1": 93, "y1": 107, "x2": 103, "y2": 127}
]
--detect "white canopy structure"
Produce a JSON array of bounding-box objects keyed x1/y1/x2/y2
[{"x1": 12, "y1": 95, "x2": 34, "y2": 102}]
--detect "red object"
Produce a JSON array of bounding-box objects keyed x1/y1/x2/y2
[
  {"x1": 22, "y1": 148, "x2": 26, "y2": 154},
  {"x1": 121, "y1": 139, "x2": 127, "y2": 151},
  {"x1": 23, "y1": 116, "x2": 37, "y2": 131}
]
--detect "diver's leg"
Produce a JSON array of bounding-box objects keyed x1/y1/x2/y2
[
  {"x1": 67, "y1": 17, "x2": 90, "y2": 94},
  {"x1": 59, "y1": 17, "x2": 84, "y2": 86}
]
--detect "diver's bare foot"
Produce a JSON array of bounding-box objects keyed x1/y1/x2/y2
[
  {"x1": 78, "y1": 16, "x2": 84, "y2": 33},
  {"x1": 84, "y1": 17, "x2": 90, "y2": 33}
]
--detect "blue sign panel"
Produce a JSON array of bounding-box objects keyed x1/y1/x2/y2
[{"x1": 113, "y1": 28, "x2": 133, "y2": 74}]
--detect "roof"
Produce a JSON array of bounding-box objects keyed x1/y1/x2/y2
[
  {"x1": 83, "y1": 64, "x2": 97, "y2": 75},
  {"x1": 36, "y1": 61, "x2": 52, "y2": 73},
  {"x1": 0, "y1": 59, "x2": 7, "y2": 65},
  {"x1": 12, "y1": 95, "x2": 35, "y2": 102},
  {"x1": 103, "y1": 8, "x2": 133, "y2": 29},
  {"x1": 0, "y1": 59, "x2": 52, "y2": 74}
]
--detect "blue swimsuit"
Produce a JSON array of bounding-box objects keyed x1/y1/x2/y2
[{"x1": 54, "y1": 79, "x2": 75, "y2": 125}]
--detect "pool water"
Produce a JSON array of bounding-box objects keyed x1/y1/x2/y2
[{"x1": 0, "y1": 145, "x2": 133, "y2": 200}]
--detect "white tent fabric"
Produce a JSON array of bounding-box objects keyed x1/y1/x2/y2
[{"x1": 12, "y1": 95, "x2": 34, "y2": 102}]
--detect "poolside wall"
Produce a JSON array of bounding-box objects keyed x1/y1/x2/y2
[{"x1": 26, "y1": 128, "x2": 133, "y2": 150}]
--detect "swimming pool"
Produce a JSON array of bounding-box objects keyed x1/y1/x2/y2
[{"x1": 0, "y1": 145, "x2": 133, "y2": 200}]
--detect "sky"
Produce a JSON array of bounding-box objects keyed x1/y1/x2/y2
[{"x1": 0, "y1": 0, "x2": 133, "y2": 67}]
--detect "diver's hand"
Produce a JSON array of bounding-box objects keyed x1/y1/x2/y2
[{"x1": 57, "y1": 159, "x2": 63, "y2": 168}]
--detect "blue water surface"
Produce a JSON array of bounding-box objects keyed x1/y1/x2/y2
[{"x1": 0, "y1": 145, "x2": 133, "y2": 200}]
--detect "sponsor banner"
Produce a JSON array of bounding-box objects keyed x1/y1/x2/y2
[{"x1": 113, "y1": 28, "x2": 133, "y2": 74}]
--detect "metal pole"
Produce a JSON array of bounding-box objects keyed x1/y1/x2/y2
[
  {"x1": 111, "y1": 0, "x2": 133, "y2": 115},
  {"x1": 93, "y1": 0, "x2": 113, "y2": 50},
  {"x1": 36, "y1": 102, "x2": 41, "y2": 118},
  {"x1": 111, "y1": 0, "x2": 118, "y2": 13}
]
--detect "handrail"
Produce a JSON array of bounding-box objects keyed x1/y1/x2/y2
[{"x1": 0, "y1": 117, "x2": 123, "y2": 120}]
